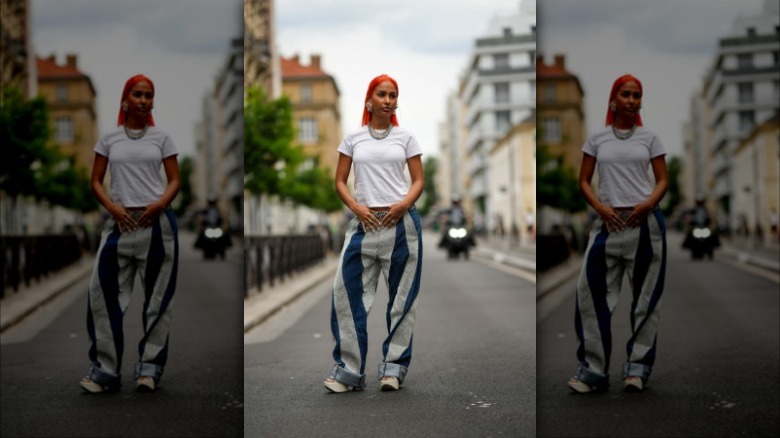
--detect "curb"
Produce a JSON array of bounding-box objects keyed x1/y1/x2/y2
[
  {"x1": 718, "y1": 246, "x2": 779, "y2": 273},
  {"x1": 0, "y1": 258, "x2": 94, "y2": 333},
  {"x1": 243, "y1": 259, "x2": 339, "y2": 333}
]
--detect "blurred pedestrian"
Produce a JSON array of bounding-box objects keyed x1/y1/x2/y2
[
  {"x1": 324, "y1": 74, "x2": 424, "y2": 393},
  {"x1": 568, "y1": 74, "x2": 668, "y2": 393},
  {"x1": 80, "y1": 74, "x2": 180, "y2": 393}
]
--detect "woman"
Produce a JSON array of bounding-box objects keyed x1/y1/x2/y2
[
  {"x1": 324, "y1": 74, "x2": 424, "y2": 393},
  {"x1": 80, "y1": 74, "x2": 180, "y2": 393},
  {"x1": 568, "y1": 74, "x2": 668, "y2": 393}
]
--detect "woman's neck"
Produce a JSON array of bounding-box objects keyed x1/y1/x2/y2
[
  {"x1": 125, "y1": 117, "x2": 147, "y2": 130},
  {"x1": 369, "y1": 117, "x2": 391, "y2": 130},
  {"x1": 613, "y1": 115, "x2": 635, "y2": 130}
]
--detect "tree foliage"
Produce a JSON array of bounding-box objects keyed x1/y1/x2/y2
[
  {"x1": 536, "y1": 138, "x2": 586, "y2": 213},
  {"x1": 662, "y1": 155, "x2": 683, "y2": 217},
  {"x1": 244, "y1": 85, "x2": 343, "y2": 212},
  {"x1": 174, "y1": 155, "x2": 195, "y2": 217},
  {"x1": 418, "y1": 156, "x2": 438, "y2": 216},
  {"x1": 1, "y1": 85, "x2": 97, "y2": 212}
]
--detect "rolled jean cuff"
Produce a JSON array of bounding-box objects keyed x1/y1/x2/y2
[
  {"x1": 622, "y1": 362, "x2": 652, "y2": 382},
  {"x1": 329, "y1": 364, "x2": 366, "y2": 388},
  {"x1": 86, "y1": 363, "x2": 121, "y2": 389},
  {"x1": 134, "y1": 362, "x2": 164, "y2": 383},
  {"x1": 574, "y1": 363, "x2": 609, "y2": 389},
  {"x1": 377, "y1": 362, "x2": 408, "y2": 384}
]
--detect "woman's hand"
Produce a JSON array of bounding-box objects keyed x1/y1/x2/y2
[
  {"x1": 626, "y1": 202, "x2": 653, "y2": 228},
  {"x1": 381, "y1": 202, "x2": 409, "y2": 228},
  {"x1": 595, "y1": 203, "x2": 624, "y2": 233},
  {"x1": 353, "y1": 204, "x2": 380, "y2": 232},
  {"x1": 138, "y1": 201, "x2": 165, "y2": 228},
  {"x1": 108, "y1": 203, "x2": 136, "y2": 233}
]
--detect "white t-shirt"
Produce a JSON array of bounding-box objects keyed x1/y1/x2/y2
[
  {"x1": 93, "y1": 126, "x2": 178, "y2": 207},
  {"x1": 581, "y1": 126, "x2": 666, "y2": 208},
  {"x1": 337, "y1": 126, "x2": 423, "y2": 207}
]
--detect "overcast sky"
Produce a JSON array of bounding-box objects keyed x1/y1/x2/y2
[
  {"x1": 538, "y1": 0, "x2": 768, "y2": 158},
  {"x1": 276, "y1": 0, "x2": 526, "y2": 159},
  {"x1": 32, "y1": 0, "x2": 242, "y2": 158}
]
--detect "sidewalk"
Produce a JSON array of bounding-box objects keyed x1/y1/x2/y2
[{"x1": 0, "y1": 256, "x2": 94, "y2": 333}]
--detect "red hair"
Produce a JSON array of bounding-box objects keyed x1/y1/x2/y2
[
  {"x1": 605, "y1": 74, "x2": 643, "y2": 127},
  {"x1": 117, "y1": 74, "x2": 156, "y2": 126},
  {"x1": 361, "y1": 74, "x2": 399, "y2": 127}
]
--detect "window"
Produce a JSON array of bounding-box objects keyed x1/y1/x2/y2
[
  {"x1": 494, "y1": 83, "x2": 509, "y2": 104},
  {"x1": 544, "y1": 84, "x2": 556, "y2": 103},
  {"x1": 493, "y1": 54, "x2": 509, "y2": 70},
  {"x1": 55, "y1": 117, "x2": 73, "y2": 142},
  {"x1": 738, "y1": 110, "x2": 754, "y2": 133},
  {"x1": 542, "y1": 117, "x2": 561, "y2": 143},
  {"x1": 774, "y1": 51, "x2": 779, "y2": 66},
  {"x1": 502, "y1": 27, "x2": 512, "y2": 38},
  {"x1": 298, "y1": 117, "x2": 317, "y2": 142},
  {"x1": 737, "y1": 82, "x2": 753, "y2": 103},
  {"x1": 56, "y1": 85, "x2": 68, "y2": 103},
  {"x1": 530, "y1": 80, "x2": 536, "y2": 100},
  {"x1": 774, "y1": 80, "x2": 779, "y2": 103},
  {"x1": 747, "y1": 27, "x2": 756, "y2": 37},
  {"x1": 495, "y1": 111, "x2": 511, "y2": 134},
  {"x1": 529, "y1": 51, "x2": 536, "y2": 66},
  {"x1": 737, "y1": 54, "x2": 752, "y2": 69},
  {"x1": 300, "y1": 84, "x2": 312, "y2": 103}
]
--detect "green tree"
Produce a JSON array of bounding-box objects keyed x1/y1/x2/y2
[
  {"x1": 0, "y1": 86, "x2": 54, "y2": 199},
  {"x1": 174, "y1": 155, "x2": 195, "y2": 217},
  {"x1": 418, "y1": 156, "x2": 438, "y2": 216},
  {"x1": 661, "y1": 155, "x2": 683, "y2": 217},
  {"x1": 536, "y1": 124, "x2": 586, "y2": 213},
  {"x1": 1, "y1": 85, "x2": 97, "y2": 213},
  {"x1": 244, "y1": 86, "x2": 303, "y2": 198}
]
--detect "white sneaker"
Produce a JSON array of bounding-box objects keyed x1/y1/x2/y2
[
  {"x1": 136, "y1": 376, "x2": 156, "y2": 392},
  {"x1": 623, "y1": 377, "x2": 643, "y2": 392},
  {"x1": 380, "y1": 377, "x2": 400, "y2": 391},
  {"x1": 80, "y1": 378, "x2": 107, "y2": 394},
  {"x1": 324, "y1": 378, "x2": 350, "y2": 393}
]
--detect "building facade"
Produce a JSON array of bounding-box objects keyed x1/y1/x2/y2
[
  {"x1": 488, "y1": 113, "x2": 536, "y2": 246},
  {"x1": 0, "y1": 0, "x2": 35, "y2": 98},
  {"x1": 456, "y1": 1, "x2": 536, "y2": 233},
  {"x1": 701, "y1": 0, "x2": 780, "y2": 230},
  {"x1": 536, "y1": 54, "x2": 585, "y2": 174},
  {"x1": 244, "y1": 0, "x2": 279, "y2": 97},
  {"x1": 36, "y1": 54, "x2": 98, "y2": 177},
  {"x1": 280, "y1": 54, "x2": 342, "y2": 178}
]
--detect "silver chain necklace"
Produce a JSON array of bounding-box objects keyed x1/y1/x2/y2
[
  {"x1": 611, "y1": 124, "x2": 636, "y2": 140},
  {"x1": 368, "y1": 123, "x2": 392, "y2": 140},
  {"x1": 124, "y1": 124, "x2": 149, "y2": 140}
]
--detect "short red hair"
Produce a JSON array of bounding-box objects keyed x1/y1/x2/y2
[
  {"x1": 605, "y1": 74, "x2": 643, "y2": 127},
  {"x1": 361, "y1": 74, "x2": 399, "y2": 127},
  {"x1": 117, "y1": 74, "x2": 156, "y2": 127}
]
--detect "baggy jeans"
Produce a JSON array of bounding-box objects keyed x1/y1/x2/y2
[
  {"x1": 573, "y1": 208, "x2": 666, "y2": 388},
  {"x1": 85, "y1": 208, "x2": 178, "y2": 389},
  {"x1": 328, "y1": 207, "x2": 423, "y2": 388}
]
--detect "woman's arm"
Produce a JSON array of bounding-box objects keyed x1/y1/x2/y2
[
  {"x1": 382, "y1": 155, "x2": 424, "y2": 227},
  {"x1": 91, "y1": 153, "x2": 134, "y2": 232},
  {"x1": 579, "y1": 153, "x2": 622, "y2": 232},
  {"x1": 139, "y1": 155, "x2": 180, "y2": 225},
  {"x1": 626, "y1": 155, "x2": 668, "y2": 227},
  {"x1": 334, "y1": 153, "x2": 379, "y2": 232}
]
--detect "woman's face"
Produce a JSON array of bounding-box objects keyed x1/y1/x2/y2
[
  {"x1": 124, "y1": 81, "x2": 154, "y2": 119},
  {"x1": 367, "y1": 80, "x2": 398, "y2": 118},
  {"x1": 612, "y1": 80, "x2": 642, "y2": 118}
]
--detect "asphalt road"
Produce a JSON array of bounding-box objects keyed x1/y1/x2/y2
[
  {"x1": 244, "y1": 234, "x2": 537, "y2": 438},
  {"x1": 536, "y1": 234, "x2": 780, "y2": 437},
  {"x1": 0, "y1": 232, "x2": 244, "y2": 438}
]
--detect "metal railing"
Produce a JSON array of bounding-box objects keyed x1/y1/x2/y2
[
  {"x1": 1, "y1": 235, "x2": 83, "y2": 299},
  {"x1": 244, "y1": 234, "x2": 326, "y2": 297}
]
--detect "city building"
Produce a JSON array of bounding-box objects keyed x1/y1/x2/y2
[
  {"x1": 0, "y1": 0, "x2": 35, "y2": 98},
  {"x1": 701, "y1": 0, "x2": 779, "y2": 231},
  {"x1": 488, "y1": 112, "x2": 536, "y2": 246},
  {"x1": 280, "y1": 54, "x2": 342, "y2": 179},
  {"x1": 454, "y1": 0, "x2": 536, "y2": 233},
  {"x1": 244, "y1": 0, "x2": 279, "y2": 98},
  {"x1": 216, "y1": 38, "x2": 245, "y2": 230},
  {"x1": 536, "y1": 54, "x2": 585, "y2": 173},
  {"x1": 36, "y1": 54, "x2": 98, "y2": 177},
  {"x1": 732, "y1": 112, "x2": 779, "y2": 244}
]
